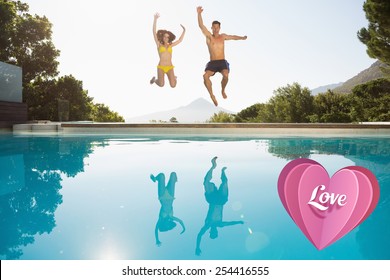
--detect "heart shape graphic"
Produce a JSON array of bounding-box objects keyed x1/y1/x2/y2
[{"x1": 278, "y1": 159, "x2": 380, "y2": 250}]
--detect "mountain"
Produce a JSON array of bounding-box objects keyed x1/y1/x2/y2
[
  {"x1": 311, "y1": 82, "x2": 344, "y2": 95},
  {"x1": 126, "y1": 98, "x2": 236, "y2": 123},
  {"x1": 332, "y1": 60, "x2": 387, "y2": 93},
  {"x1": 310, "y1": 60, "x2": 387, "y2": 95}
]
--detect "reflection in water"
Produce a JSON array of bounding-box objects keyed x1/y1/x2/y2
[
  {"x1": 150, "y1": 172, "x2": 185, "y2": 246},
  {"x1": 196, "y1": 157, "x2": 244, "y2": 256},
  {"x1": 0, "y1": 136, "x2": 97, "y2": 259},
  {"x1": 0, "y1": 135, "x2": 389, "y2": 260},
  {"x1": 356, "y1": 173, "x2": 390, "y2": 259},
  {"x1": 268, "y1": 138, "x2": 390, "y2": 163},
  {"x1": 268, "y1": 138, "x2": 390, "y2": 259}
]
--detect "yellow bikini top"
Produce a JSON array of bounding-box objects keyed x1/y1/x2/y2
[{"x1": 159, "y1": 45, "x2": 172, "y2": 54}]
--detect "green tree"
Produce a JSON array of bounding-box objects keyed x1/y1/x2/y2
[
  {"x1": 349, "y1": 78, "x2": 390, "y2": 122},
  {"x1": 257, "y1": 103, "x2": 277, "y2": 123},
  {"x1": 23, "y1": 77, "x2": 57, "y2": 120},
  {"x1": 91, "y1": 103, "x2": 125, "y2": 122},
  {"x1": 267, "y1": 83, "x2": 314, "y2": 123},
  {"x1": 358, "y1": 0, "x2": 390, "y2": 66},
  {"x1": 0, "y1": 0, "x2": 60, "y2": 85},
  {"x1": 55, "y1": 75, "x2": 93, "y2": 121},
  {"x1": 0, "y1": 0, "x2": 17, "y2": 59},
  {"x1": 235, "y1": 103, "x2": 265, "y2": 122},
  {"x1": 310, "y1": 90, "x2": 352, "y2": 123},
  {"x1": 1, "y1": 0, "x2": 124, "y2": 123},
  {"x1": 208, "y1": 111, "x2": 235, "y2": 123},
  {"x1": 24, "y1": 75, "x2": 94, "y2": 121}
]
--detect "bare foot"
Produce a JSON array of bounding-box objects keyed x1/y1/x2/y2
[
  {"x1": 222, "y1": 91, "x2": 227, "y2": 99},
  {"x1": 150, "y1": 77, "x2": 156, "y2": 84},
  {"x1": 211, "y1": 156, "x2": 218, "y2": 168},
  {"x1": 210, "y1": 94, "x2": 218, "y2": 106}
]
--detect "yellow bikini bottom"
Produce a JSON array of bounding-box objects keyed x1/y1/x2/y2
[{"x1": 157, "y1": 65, "x2": 174, "y2": 73}]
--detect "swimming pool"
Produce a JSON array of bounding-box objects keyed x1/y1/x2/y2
[{"x1": 1, "y1": 134, "x2": 389, "y2": 260}]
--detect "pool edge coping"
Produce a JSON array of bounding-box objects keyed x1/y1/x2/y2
[{"x1": 9, "y1": 122, "x2": 390, "y2": 137}]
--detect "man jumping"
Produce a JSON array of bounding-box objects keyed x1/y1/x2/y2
[{"x1": 197, "y1": 6, "x2": 247, "y2": 106}]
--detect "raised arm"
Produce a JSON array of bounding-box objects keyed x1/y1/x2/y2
[
  {"x1": 152, "y1": 13, "x2": 160, "y2": 47},
  {"x1": 224, "y1": 34, "x2": 248, "y2": 41},
  {"x1": 195, "y1": 224, "x2": 209, "y2": 256},
  {"x1": 155, "y1": 221, "x2": 162, "y2": 246},
  {"x1": 171, "y1": 24, "x2": 186, "y2": 47},
  {"x1": 197, "y1": 6, "x2": 211, "y2": 38}
]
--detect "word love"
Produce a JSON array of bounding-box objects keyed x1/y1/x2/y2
[
  {"x1": 278, "y1": 159, "x2": 379, "y2": 250},
  {"x1": 307, "y1": 185, "x2": 347, "y2": 211}
]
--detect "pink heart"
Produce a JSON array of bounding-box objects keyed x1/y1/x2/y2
[
  {"x1": 277, "y1": 159, "x2": 321, "y2": 244},
  {"x1": 278, "y1": 159, "x2": 380, "y2": 250}
]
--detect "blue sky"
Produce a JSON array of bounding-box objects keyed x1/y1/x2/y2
[{"x1": 25, "y1": 0, "x2": 375, "y2": 119}]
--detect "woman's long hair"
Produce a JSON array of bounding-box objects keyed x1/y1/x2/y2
[
  {"x1": 158, "y1": 219, "x2": 177, "y2": 232},
  {"x1": 157, "y1": 30, "x2": 176, "y2": 45}
]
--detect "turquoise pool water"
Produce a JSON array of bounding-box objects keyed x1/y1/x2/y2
[{"x1": 1, "y1": 134, "x2": 389, "y2": 260}]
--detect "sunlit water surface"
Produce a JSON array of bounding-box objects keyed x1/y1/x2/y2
[{"x1": 1, "y1": 134, "x2": 389, "y2": 260}]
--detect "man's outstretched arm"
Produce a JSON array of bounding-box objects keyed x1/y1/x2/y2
[{"x1": 224, "y1": 34, "x2": 248, "y2": 41}]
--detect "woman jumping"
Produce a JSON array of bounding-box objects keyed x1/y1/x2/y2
[
  {"x1": 150, "y1": 13, "x2": 185, "y2": 88},
  {"x1": 150, "y1": 172, "x2": 185, "y2": 246}
]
